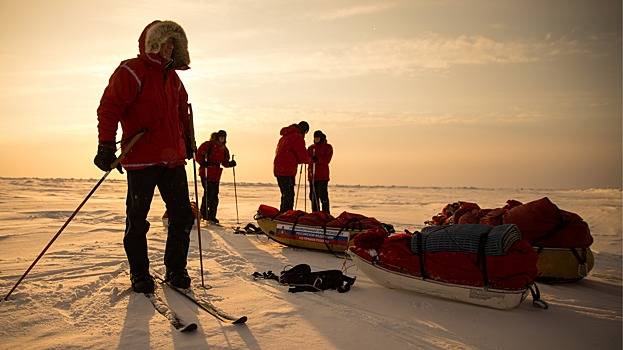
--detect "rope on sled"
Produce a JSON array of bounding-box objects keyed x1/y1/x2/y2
[{"x1": 528, "y1": 283, "x2": 549, "y2": 309}]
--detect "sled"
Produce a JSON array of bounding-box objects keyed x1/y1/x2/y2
[
  {"x1": 349, "y1": 249, "x2": 529, "y2": 310},
  {"x1": 535, "y1": 247, "x2": 594, "y2": 282},
  {"x1": 255, "y1": 217, "x2": 359, "y2": 252}
]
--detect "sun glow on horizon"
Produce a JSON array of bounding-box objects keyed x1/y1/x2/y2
[{"x1": 0, "y1": 0, "x2": 620, "y2": 189}]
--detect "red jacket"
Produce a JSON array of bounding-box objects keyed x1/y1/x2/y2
[
  {"x1": 196, "y1": 136, "x2": 232, "y2": 182},
  {"x1": 97, "y1": 21, "x2": 190, "y2": 170},
  {"x1": 308, "y1": 141, "x2": 333, "y2": 181},
  {"x1": 273, "y1": 125, "x2": 311, "y2": 177}
]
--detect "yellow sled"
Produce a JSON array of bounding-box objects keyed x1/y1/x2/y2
[
  {"x1": 255, "y1": 217, "x2": 361, "y2": 253},
  {"x1": 535, "y1": 247, "x2": 594, "y2": 282}
]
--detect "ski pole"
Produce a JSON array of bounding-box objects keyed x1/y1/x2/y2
[
  {"x1": 232, "y1": 155, "x2": 239, "y2": 225},
  {"x1": 294, "y1": 164, "x2": 302, "y2": 210},
  {"x1": 204, "y1": 153, "x2": 208, "y2": 222},
  {"x1": 3, "y1": 130, "x2": 146, "y2": 301},
  {"x1": 304, "y1": 164, "x2": 307, "y2": 212},
  {"x1": 188, "y1": 103, "x2": 206, "y2": 289}
]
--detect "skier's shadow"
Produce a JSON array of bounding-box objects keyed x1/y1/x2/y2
[
  {"x1": 161, "y1": 285, "x2": 261, "y2": 350},
  {"x1": 115, "y1": 289, "x2": 212, "y2": 350},
  {"x1": 116, "y1": 291, "x2": 154, "y2": 350}
]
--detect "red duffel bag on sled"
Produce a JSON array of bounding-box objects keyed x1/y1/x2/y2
[{"x1": 349, "y1": 224, "x2": 547, "y2": 310}]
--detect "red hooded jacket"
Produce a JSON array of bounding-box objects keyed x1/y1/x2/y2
[
  {"x1": 273, "y1": 125, "x2": 311, "y2": 177},
  {"x1": 308, "y1": 141, "x2": 333, "y2": 181},
  {"x1": 97, "y1": 21, "x2": 191, "y2": 170},
  {"x1": 196, "y1": 134, "x2": 233, "y2": 182}
]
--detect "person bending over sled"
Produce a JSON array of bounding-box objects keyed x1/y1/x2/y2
[
  {"x1": 273, "y1": 121, "x2": 311, "y2": 212},
  {"x1": 195, "y1": 130, "x2": 236, "y2": 224},
  {"x1": 94, "y1": 20, "x2": 195, "y2": 293},
  {"x1": 308, "y1": 130, "x2": 333, "y2": 214}
]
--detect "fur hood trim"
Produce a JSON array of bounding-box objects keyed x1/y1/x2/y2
[{"x1": 143, "y1": 20, "x2": 190, "y2": 70}]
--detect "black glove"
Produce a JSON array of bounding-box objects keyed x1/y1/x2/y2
[
  {"x1": 312, "y1": 155, "x2": 318, "y2": 163},
  {"x1": 229, "y1": 160, "x2": 237, "y2": 167},
  {"x1": 94, "y1": 142, "x2": 123, "y2": 174}
]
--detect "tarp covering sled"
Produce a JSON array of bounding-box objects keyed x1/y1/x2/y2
[{"x1": 427, "y1": 197, "x2": 594, "y2": 282}]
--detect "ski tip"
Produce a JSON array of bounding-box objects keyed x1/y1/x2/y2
[
  {"x1": 181, "y1": 323, "x2": 198, "y2": 332},
  {"x1": 232, "y1": 316, "x2": 247, "y2": 324}
]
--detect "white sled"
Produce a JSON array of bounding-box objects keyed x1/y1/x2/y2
[{"x1": 349, "y1": 251, "x2": 529, "y2": 310}]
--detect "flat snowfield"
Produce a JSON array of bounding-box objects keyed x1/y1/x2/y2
[{"x1": 0, "y1": 178, "x2": 620, "y2": 349}]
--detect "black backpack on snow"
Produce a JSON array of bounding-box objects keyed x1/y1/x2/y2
[{"x1": 253, "y1": 264, "x2": 356, "y2": 293}]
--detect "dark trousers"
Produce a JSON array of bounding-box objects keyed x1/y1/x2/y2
[
  {"x1": 124, "y1": 166, "x2": 194, "y2": 276},
  {"x1": 200, "y1": 178, "x2": 220, "y2": 220},
  {"x1": 310, "y1": 180, "x2": 330, "y2": 214},
  {"x1": 276, "y1": 176, "x2": 295, "y2": 212}
]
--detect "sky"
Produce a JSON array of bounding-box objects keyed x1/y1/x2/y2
[{"x1": 0, "y1": 0, "x2": 621, "y2": 189}]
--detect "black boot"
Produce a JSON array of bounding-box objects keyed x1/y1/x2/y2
[
  {"x1": 166, "y1": 268, "x2": 191, "y2": 289},
  {"x1": 131, "y1": 273, "x2": 155, "y2": 293}
]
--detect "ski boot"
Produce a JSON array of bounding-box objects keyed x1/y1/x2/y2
[
  {"x1": 131, "y1": 273, "x2": 155, "y2": 294},
  {"x1": 166, "y1": 268, "x2": 191, "y2": 289}
]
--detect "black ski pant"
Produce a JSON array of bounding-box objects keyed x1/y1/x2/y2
[
  {"x1": 276, "y1": 175, "x2": 295, "y2": 212},
  {"x1": 200, "y1": 177, "x2": 220, "y2": 220},
  {"x1": 310, "y1": 180, "x2": 330, "y2": 214},
  {"x1": 124, "y1": 165, "x2": 194, "y2": 277}
]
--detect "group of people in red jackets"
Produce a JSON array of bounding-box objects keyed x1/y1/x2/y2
[
  {"x1": 195, "y1": 121, "x2": 333, "y2": 224},
  {"x1": 273, "y1": 121, "x2": 333, "y2": 214}
]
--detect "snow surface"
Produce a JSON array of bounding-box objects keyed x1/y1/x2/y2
[{"x1": 0, "y1": 177, "x2": 620, "y2": 349}]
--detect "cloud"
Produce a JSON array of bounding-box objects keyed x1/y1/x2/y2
[
  {"x1": 191, "y1": 32, "x2": 587, "y2": 82},
  {"x1": 193, "y1": 102, "x2": 548, "y2": 130},
  {"x1": 315, "y1": 2, "x2": 398, "y2": 21}
]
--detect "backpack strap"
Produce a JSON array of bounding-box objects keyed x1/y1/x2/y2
[
  {"x1": 476, "y1": 230, "x2": 490, "y2": 288},
  {"x1": 416, "y1": 232, "x2": 428, "y2": 280},
  {"x1": 252, "y1": 270, "x2": 279, "y2": 281},
  {"x1": 290, "y1": 212, "x2": 306, "y2": 233}
]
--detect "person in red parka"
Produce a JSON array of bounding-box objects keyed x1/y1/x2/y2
[
  {"x1": 94, "y1": 20, "x2": 194, "y2": 293},
  {"x1": 308, "y1": 130, "x2": 333, "y2": 213},
  {"x1": 195, "y1": 130, "x2": 236, "y2": 223},
  {"x1": 273, "y1": 121, "x2": 311, "y2": 212}
]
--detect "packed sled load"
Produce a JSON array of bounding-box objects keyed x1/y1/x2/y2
[
  {"x1": 349, "y1": 224, "x2": 545, "y2": 309},
  {"x1": 427, "y1": 197, "x2": 594, "y2": 282},
  {"x1": 255, "y1": 204, "x2": 392, "y2": 252}
]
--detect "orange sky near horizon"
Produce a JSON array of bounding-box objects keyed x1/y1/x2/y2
[{"x1": 0, "y1": 0, "x2": 621, "y2": 189}]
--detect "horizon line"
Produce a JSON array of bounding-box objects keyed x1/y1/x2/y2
[{"x1": 1, "y1": 176, "x2": 620, "y2": 192}]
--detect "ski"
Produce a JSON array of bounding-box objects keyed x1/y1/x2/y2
[
  {"x1": 152, "y1": 272, "x2": 247, "y2": 324},
  {"x1": 146, "y1": 288, "x2": 198, "y2": 332}
]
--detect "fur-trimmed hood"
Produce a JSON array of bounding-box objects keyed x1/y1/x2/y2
[{"x1": 138, "y1": 20, "x2": 190, "y2": 70}]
